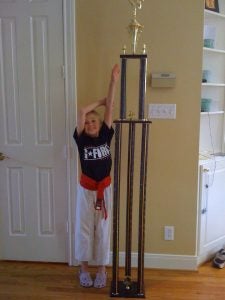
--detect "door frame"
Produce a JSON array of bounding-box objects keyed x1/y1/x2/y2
[{"x1": 63, "y1": 0, "x2": 78, "y2": 266}]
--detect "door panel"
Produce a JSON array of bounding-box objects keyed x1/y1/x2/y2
[{"x1": 0, "y1": 0, "x2": 67, "y2": 262}]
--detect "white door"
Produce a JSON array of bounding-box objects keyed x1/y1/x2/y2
[
  {"x1": 0, "y1": 0, "x2": 68, "y2": 262},
  {"x1": 198, "y1": 159, "x2": 225, "y2": 263}
]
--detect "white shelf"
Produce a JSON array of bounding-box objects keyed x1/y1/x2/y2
[
  {"x1": 202, "y1": 83, "x2": 225, "y2": 87},
  {"x1": 200, "y1": 3, "x2": 225, "y2": 153},
  {"x1": 204, "y1": 9, "x2": 225, "y2": 19},
  {"x1": 203, "y1": 47, "x2": 225, "y2": 54},
  {"x1": 201, "y1": 111, "x2": 224, "y2": 115}
]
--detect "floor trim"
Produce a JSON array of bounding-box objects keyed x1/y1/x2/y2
[{"x1": 108, "y1": 252, "x2": 198, "y2": 271}]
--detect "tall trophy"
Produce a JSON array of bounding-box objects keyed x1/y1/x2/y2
[{"x1": 110, "y1": 0, "x2": 151, "y2": 298}]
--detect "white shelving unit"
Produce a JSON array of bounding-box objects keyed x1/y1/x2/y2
[
  {"x1": 198, "y1": 1, "x2": 225, "y2": 266},
  {"x1": 201, "y1": 111, "x2": 224, "y2": 115},
  {"x1": 198, "y1": 158, "x2": 225, "y2": 265},
  {"x1": 202, "y1": 83, "x2": 225, "y2": 86},
  {"x1": 200, "y1": 1, "x2": 225, "y2": 153}
]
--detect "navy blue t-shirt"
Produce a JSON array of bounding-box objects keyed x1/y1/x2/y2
[{"x1": 73, "y1": 122, "x2": 114, "y2": 181}]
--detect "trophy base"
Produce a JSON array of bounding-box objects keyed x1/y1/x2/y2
[{"x1": 110, "y1": 281, "x2": 145, "y2": 298}]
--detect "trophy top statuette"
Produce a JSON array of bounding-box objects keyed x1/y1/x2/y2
[
  {"x1": 126, "y1": 0, "x2": 145, "y2": 54},
  {"x1": 128, "y1": 0, "x2": 144, "y2": 17}
]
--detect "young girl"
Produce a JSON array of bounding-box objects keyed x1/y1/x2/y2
[{"x1": 74, "y1": 64, "x2": 120, "y2": 288}]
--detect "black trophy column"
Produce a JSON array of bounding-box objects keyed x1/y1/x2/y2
[{"x1": 111, "y1": 54, "x2": 151, "y2": 298}]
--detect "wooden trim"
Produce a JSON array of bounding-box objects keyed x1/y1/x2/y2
[{"x1": 63, "y1": 0, "x2": 77, "y2": 266}]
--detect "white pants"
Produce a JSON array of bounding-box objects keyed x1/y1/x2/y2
[{"x1": 75, "y1": 183, "x2": 112, "y2": 265}]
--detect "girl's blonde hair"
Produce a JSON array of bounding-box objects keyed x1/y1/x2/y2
[
  {"x1": 86, "y1": 110, "x2": 102, "y2": 123},
  {"x1": 86, "y1": 110, "x2": 101, "y2": 119}
]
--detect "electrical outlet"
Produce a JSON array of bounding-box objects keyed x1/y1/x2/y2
[{"x1": 164, "y1": 226, "x2": 175, "y2": 240}]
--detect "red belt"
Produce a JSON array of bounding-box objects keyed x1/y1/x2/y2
[{"x1": 80, "y1": 174, "x2": 111, "y2": 219}]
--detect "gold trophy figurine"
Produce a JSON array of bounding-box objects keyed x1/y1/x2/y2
[{"x1": 128, "y1": 0, "x2": 144, "y2": 54}]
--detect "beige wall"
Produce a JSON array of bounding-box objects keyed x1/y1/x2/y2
[{"x1": 76, "y1": 0, "x2": 204, "y2": 255}]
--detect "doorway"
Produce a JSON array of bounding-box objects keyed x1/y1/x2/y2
[{"x1": 0, "y1": 0, "x2": 76, "y2": 264}]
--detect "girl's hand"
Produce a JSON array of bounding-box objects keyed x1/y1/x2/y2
[
  {"x1": 111, "y1": 64, "x2": 120, "y2": 83},
  {"x1": 99, "y1": 97, "x2": 107, "y2": 106}
]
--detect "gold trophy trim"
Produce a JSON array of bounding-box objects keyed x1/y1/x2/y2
[{"x1": 128, "y1": 0, "x2": 145, "y2": 54}]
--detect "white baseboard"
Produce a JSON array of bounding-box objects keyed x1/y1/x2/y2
[
  {"x1": 74, "y1": 252, "x2": 199, "y2": 270},
  {"x1": 109, "y1": 252, "x2": 198, "y2": 271}
]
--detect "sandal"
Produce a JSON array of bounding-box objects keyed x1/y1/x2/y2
[
  {"x1": 78, "y1": 270, "x2": 93, "y2": 287},
  {"x1": 94, "y1": 272, "x2": 107, "y2": 288}
]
